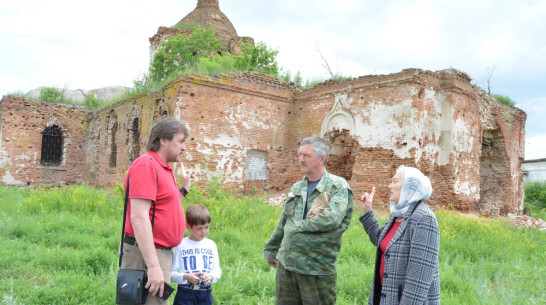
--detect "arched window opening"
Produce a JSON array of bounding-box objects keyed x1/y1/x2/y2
[
  {"x1": 41, "y1": 125, "x2": 63, "y2": 165},
  {"x1": 110, "y1": 122, "x2": 118, "y2": 167},
  {"x1": 129, "y1": 118, "x2": 141, "y2": 164}
]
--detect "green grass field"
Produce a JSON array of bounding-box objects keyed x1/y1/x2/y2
[{"x1": 0, "y1": 184, "x2": 544, "y2": 304}]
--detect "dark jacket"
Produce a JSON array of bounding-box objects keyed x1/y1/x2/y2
[{"x1": 360, "y1": 202, "x2": 440, "y2": 305}]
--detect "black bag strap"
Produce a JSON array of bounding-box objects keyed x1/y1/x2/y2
[{"x1": 118, "y1": 158, "x2": 158, "y2": 268}]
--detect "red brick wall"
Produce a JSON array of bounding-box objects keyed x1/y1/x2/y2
[
  {"x1": 0, "y1": 96, "x2": 89, "y2": 186},
  {"x1": 0, "y1": 69, "x2": 526, "y2": 216},
  {"x1": 85, "y1": 73, "x2": 300, "y2": 193},
  {"x1": 290, "y1": 69, "x2": 524, "y2": 214}
]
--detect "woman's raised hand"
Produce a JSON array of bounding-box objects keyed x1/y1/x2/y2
[{"x1": 359, "y1": 187, "x2": 376, "y2": 213}]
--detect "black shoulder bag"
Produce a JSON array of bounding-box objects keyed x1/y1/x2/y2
[{"x1": 116, "y1": 178, "x2": 156, "y2": 305}]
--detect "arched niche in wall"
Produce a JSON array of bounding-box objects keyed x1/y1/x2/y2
[
  {"x1": 478, "y1": 128, "x2": 512, "y2": 216},
  {"x1": 154, "y1": 98, "x2": 170, "y2": 120},
  {"x1": 320, "y1": 94, "x2": 358, "y2": 180},
  {"x1": 39, "y1": 116, "x2": 69, "y2": 167},
  {"x1": 320, "y1": 94, "x2": 356, "y2": 137},
  {"x1": 174, "y1": 95, "x2": 183, "y2": 120},
  {"x1": 321, "y1": 94, "x2": 358, "y2": 181},
  {"x1": 324, "y1": 129, "x2": 358, "y2": 181},
  {"x1": 127, "y1": 104, "x2": 143, "y2": 167},
  {"x1": 106, "y1": 111, "x2": 118, "y2": 168}
]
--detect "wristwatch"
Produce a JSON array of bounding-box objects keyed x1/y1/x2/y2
[{"x1": 179, "y1": 186, "x2": 189, "y2": 197}]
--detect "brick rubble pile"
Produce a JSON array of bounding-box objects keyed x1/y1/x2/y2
[
  {"x1": 509, "y1": 215, "x2": 546, "y2": 229},
  {"x1": 266, "y1": 193, "x2": 286, "y2": 207}
]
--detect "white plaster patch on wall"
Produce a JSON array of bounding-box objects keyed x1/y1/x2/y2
[
  {"x1": 454, "y1": 178, "x2": 478, "y2": 196},
  {"x1": 185, "y1": 152, "x2": 193, "y2": 162},
  {"x1": 195, "y1": 142, "x2": 213, "y2": 155},
  {"x1": 214, "y1": 148, "x2": 244, "y2": 184},
  {"x1": 425, "y1": 88, "x2": 437, "y2": 101},
  {"x1": 311, "y1": 101, "x2": 331, "y2": 110},
  {"x1": 227, "y1": 104, "x2": 282, "y2": 130},
  {"x1": 431, "y1": 116, "x2": 443, "y2": 143},
  {"x1": 354, "y1": 98, "x2": 440, "y2": 160},
  {"x1": 242, "y1": 120, "x2": 267, "y2": 130},
  {"x1": 453, "y1": 158, "x2": 470, "y2": 176},
  {"x1": 2, "y1": 170, "x2": 21, "y2": 185},
  {"x1": 196, "y1": 134, "x2": 245, "y2": 184},
  {"x1": 452, "y1": 118, "x2": 474, "y2": 153},
  {"x1": 14, "y1": 153, "x2": 31, "y2": 161},
  {"x1": 423, "y1": 143, "x2": 440, "y2": 161},
  {"x1": 203, "y1": 134, "x2": 242, "y2": 148},
  {"x1": 425, "y1": 88, "x2": 444, "y2": 142}
]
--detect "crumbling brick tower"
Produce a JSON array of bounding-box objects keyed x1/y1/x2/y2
[{"x1": 148, "y1": 0, "x2": 253, "y2": 66}]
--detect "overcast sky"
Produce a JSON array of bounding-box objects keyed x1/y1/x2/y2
[{"x1": 1, "y1": 0, "x2": 545, "y2": 159}]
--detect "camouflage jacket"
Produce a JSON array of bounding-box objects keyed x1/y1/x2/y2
[{"x1": 264, "y1": 171, "x2": 354, "y2": 275}]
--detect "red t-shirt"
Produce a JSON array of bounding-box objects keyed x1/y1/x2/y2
[
  {"x1": 379, "y1": 220, "x2": 401, "y2": 285},
  {"x1": 123, "y1": 151, "x2": 185, "y2": 248}
]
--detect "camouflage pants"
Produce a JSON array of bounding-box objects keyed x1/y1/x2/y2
[{"x1": 275, "y1": 263, "x2": 336, "y2": 305}]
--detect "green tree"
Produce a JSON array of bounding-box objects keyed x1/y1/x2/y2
[
  {"x1": 149, "y1": 24, "x2": 283, "y2": 84},
  {"x1": 84, "y1": 92, "x2": 102, "y2": 109},
  {"x1": 149, "y1": 24, "x2": 222, "y2": 83},
  {"x1": 525, "y1": 181, "x2": 546, "y2": 209},
  {"x1": 39, "y1": 87, "x2": 62, "y2": 102},
  {"x1": 524, "y1": 180, "x2": 546, "y2": 219},
  {"x1": 232, "y1": 41, "x2": 279, "y2": 77}
]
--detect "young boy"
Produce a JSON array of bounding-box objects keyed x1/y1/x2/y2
[{"x1": 171, "y1": 205, "x2": 221, "y2": 305}]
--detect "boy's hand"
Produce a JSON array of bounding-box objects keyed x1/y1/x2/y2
[
  {"x1": 200, "y1": 272, "x2": 213, "y2": 284},
  {"x1": 185, "y1": 272, "x2": 202, "y2": 285}
]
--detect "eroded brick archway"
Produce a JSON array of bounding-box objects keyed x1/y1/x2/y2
[
  {"x1": 325, "y1": 129, "x2": 358, "y2": 181},
  {"x1": 479, "y1": 129, "x2": 512, "y2": 215}
]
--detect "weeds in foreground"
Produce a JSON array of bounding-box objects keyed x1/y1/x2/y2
[{"x1": 0, "y1": 185, "x2": 544, "y2": 304}]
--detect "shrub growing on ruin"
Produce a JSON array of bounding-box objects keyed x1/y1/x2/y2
[
  {"x1": 491, "y1": 93, "x2": 516, "y2": 107},
  {"x1": 83, "y1": 92, "x2": 102, "y2": 109},
  {"x1": 148, "y1": 24, "x2": 284, "y2": 84},
  {"x1": 149, "y1": 24, "x2": 222, "y2": 83},
  {"x1": 39, "y1": 87, "x2": 63, "y2": 102}
]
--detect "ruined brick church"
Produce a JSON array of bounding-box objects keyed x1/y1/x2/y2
[{"x1": 0, "y1": 0, "x2": 526, "y2": 216}]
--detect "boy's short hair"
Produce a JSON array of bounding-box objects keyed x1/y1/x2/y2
[{"x1": 186, "y1": 205, "x2": 211, "y2": 226}]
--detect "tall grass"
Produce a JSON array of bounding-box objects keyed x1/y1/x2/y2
[
  {"x1": 525, "y1": 180, "x2": 546, "y2": 220},
  {"x1": 0, "y1": 184, "x2": 544, "y2": 304}
]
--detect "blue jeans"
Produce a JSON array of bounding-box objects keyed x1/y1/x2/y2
[{"x1": 173, "y1": 286, "x2": 213, "y2": 305}]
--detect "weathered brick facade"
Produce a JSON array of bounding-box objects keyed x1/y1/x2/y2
[
  {"x1": 0, "y1": 68, "x2": 526, "y2": 215},
  {"x1": 0, "y1": 96, "x2": 90, "y2": 186},
  {"x1": 0, "y1": 0, "x2": 527, "y2": 215}
]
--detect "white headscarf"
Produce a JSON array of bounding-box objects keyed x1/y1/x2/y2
[{"x1": 390, "y1": 166, "x2": 432, "y2": 218}]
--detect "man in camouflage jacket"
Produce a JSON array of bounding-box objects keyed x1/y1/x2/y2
[{"x1": 264, "y1": 137, "x2": 353, "y2": 305}]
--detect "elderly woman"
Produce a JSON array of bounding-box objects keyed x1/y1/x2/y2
[{"x1": 357, "y1": 166, "x2": 440, "y2": 305}]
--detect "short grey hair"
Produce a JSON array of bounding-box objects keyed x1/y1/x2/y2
[{"x1": 300, "y1": 137, "x2": 329, "y2": 165}]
